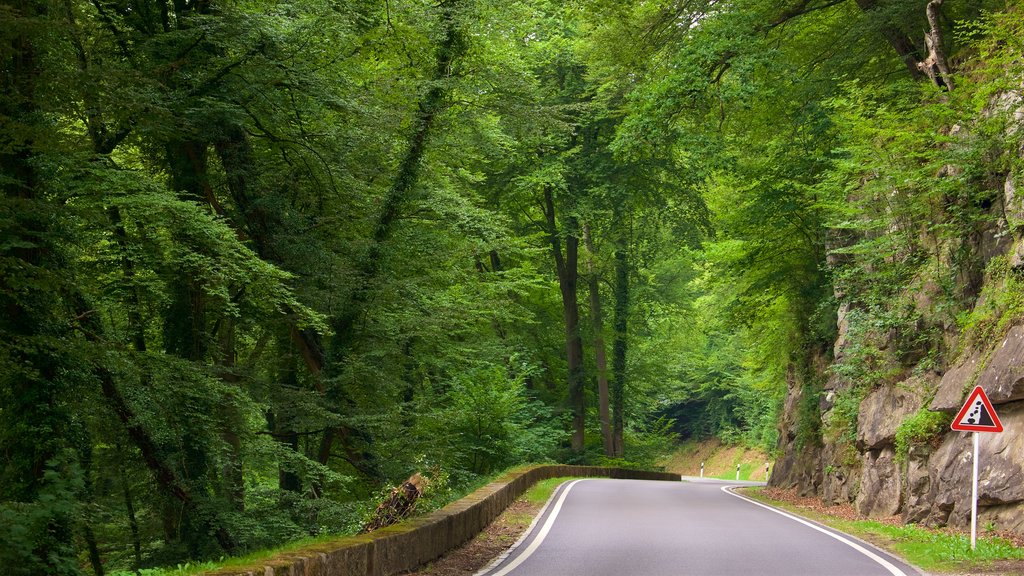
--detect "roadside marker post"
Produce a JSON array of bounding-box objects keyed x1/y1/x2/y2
[
  {"x1": 700, "y1": 462, "x2": 704, "y2": 478},
  {"x1": 736, "y1": 464, "x2": 740, "y2": 481},
  {"x1": 950, "y1": 385, "x2": 1004, "y2": 550}
]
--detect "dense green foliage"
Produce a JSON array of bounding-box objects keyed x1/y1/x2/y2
[
  {"x1": 2, "y1": 0, "x2": 1023, "y2": 572},
  {"x1": 895, "y1": 408, "x2": 948, "y2": 462}
]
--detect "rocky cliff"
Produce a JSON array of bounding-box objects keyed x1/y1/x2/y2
[
  {"x1": 773, "y1": 315, "x2": 1024, "y2": 533},
  {"x1": 770, "y1": 82, "x2": 1024, "y2": 535}
]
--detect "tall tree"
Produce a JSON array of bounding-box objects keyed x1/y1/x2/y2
[
  {"x1": 583, "y1": 223, "x2": 613, "y2": 456},
  {"x1": 543, "y1": 187, "x2": 586, "y2": 453}
]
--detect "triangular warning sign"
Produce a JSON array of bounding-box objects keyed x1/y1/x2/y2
[{"x1": 951, "y1": 386, "x2": 1003, "y2": 433}]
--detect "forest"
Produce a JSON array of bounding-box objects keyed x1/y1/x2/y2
[{"x1": 2, "y1": 0, "x2": 1023, "y2": 573}]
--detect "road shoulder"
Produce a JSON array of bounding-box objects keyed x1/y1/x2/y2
[
  {"x1": 739, "y1": 486, "x2": 1024, "y2": 576},
  {"x1": 401, "y1": 478, "x2": 575, "y2": 576}
]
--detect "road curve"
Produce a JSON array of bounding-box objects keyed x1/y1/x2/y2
[{"x1": 476, "y1": 478, "x2": 920, "y2": 576}]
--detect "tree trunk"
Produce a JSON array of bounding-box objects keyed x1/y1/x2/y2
[
  {"x1": 217, "y1": 317, "x2": 245, "y2": 511},
  {"x1": 163, "y1": 140, "x2": 224, "y2": 557},
  {"x1": 279, "y1": 431, "x2": 302, "y2": 493},
  {"x1": 853, "y1": 0, "x2": 925, "y2": 80},
  {"x1": 544, "y1": 187, "x2": 586, "y2": 453},
  {"x1": 107, "y1": 207, "x2": 148, "y2": 352},
  {"x1": 76, "y1": 428, "x2": 105, "y2": 576},
  {"x1": 0, "y1": 20, "x2": 83, "y2": 572},
  {"x1": 116, "y1": 446, "x2": 143, "y2": 571},
  {"x1": 583, "y1": 223, "x2": 613, "y2": 457},
  {"x1": 84, "y1": 524, "x2": 104, "y2": 576},
  {"x1": 164, "y1": 140, "x2": 211, "y2": 362},
  {"x1": 920, "y1": 0, "x2": 953, "y2": 90},
  {"x1": 265, "y1": 350, "x2": 303, "y2": 493},
  {"x1": 611, "y1": 225, "x2": 629, "y2": 457},
  {"x1": 95, "y1": 357, "x2": 236, "y2": 552}
]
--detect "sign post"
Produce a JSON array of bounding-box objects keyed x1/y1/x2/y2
[
  {"x1": 950, "y1": 385, "x2": 1003, "y2": 550},
  {"x1": 972, "y1": 432, "x2": 979, "y2": 550}
]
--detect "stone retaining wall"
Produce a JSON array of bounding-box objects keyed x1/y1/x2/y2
[{"x1": 209, "y1": 465, "x2": 680, "y2": 576}]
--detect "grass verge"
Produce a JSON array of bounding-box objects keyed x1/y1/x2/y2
[
  {"x1": 710, "y1": 461, "x2": 762, "y2": 481},
  {"x1": 523, "y1": 476, "x2": 580, "y2": 506},
  {"x1": 106, "y1": 532, "x2": 357, "y2": 576},
  {"x1": 661, "y1": 439, "x2": 771, "y2": 481},
  {"x1": 741, "y1": 487, "x2": 1024, "y2": 574}
]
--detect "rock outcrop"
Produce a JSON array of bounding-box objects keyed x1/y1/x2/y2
[
  {"x1": 770, "y1": 166, "x2": 1024, "y2": 534},
  {"x1": 930, "y1": 350, "x2": 983, "y2": 412},
  {"x1": 855, "y1": 448, "x2": 902, "y2": 518},
  {"x1": 773, "y1": 321, "x2": 1024, "y2": 534},
  {"x1": 914, "y1": 404, "x2": 1024, "y2": 530},
  {"x1": 771, "y1": 366, "x2": 824, "y2": 497},
  {"x1": 766, "y1": 32, "x2": 1024, "y2": 530},
  {"x1": 858, "y1": 382, "x2": 928, "y2": 450},
  {"x1": 851, "y1": 381, "x2": 930, "y2": 518}
]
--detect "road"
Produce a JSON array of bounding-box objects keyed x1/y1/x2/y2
[{"x1": 477, "y1": 478, "x2": 920, "y2": 576}]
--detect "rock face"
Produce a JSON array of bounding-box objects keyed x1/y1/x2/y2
[
  {"x1": 768, "y1": 104, "x2": 1024, "y2": 535},
  {"x1": 932, "y1": 326, "x2": 1024, "y2": 411},
  {"x1": 773, "y1": 320, "x2": 1024, "y2": 534},
  {"x1": 771, "y1": 367, "x2": 823, "y2": 497},
  {"x1": 930, "y1": 350, "x2": 982, "y2": 412},
  {"x1": 903, "y1": 444, "x2": 936, "y2": 524},
  {"x1": 856, "y1": 448, "x2": 902, "y2": 518},
  {"x1": 849, "y1": 381, "x2": 928, "y2": 518},
  {"x1": 821, "y1": 442, "x2": 857, "y2": 505},
  {"x1": 908, "y1": 403, "x2": 1024, "y2": 530},
  {"x1": 975, "y1": 325, "x2": 1024, "y2": 404},
  {"x1": 858, "y1": 382, "x2": 927, "y2": 450}
]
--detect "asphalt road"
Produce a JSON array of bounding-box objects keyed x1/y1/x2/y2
[{"x1": 477, "y1": 478, "x2": 920, "y2": 576}]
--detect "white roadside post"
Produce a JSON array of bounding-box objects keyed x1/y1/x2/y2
[
  {"x1": 736, "y1": 464, "x2": 740, "y2": 481},
  {"x1": 950, "y1": 385, "x2": 1003, "y2": 552},
  {"x1": 700, "y1": 462, "x2": 704, "y2": 478}
]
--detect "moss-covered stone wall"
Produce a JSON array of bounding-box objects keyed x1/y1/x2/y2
[{"x1": 207, "y1": 465, "x2": 680, "y2": 576}]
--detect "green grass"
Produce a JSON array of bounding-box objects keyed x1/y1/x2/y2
[
  {"x1": 827, "y1": 519, "x2": 1024, "y2": 571},
  {"x1": 711, "y1": 462, "x2": 756, "y2": 481},
  {"x1": 106, "y1": 532, "x2": 358, "y2": 576},
  {"x1": 743, "y1": 487, "x2": 1024, "y2": 572},
  {"x1": 523, "y1": 477, "x2": 583, "y2": 506}
]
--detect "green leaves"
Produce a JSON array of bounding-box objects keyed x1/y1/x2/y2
[
  {"x1": 6, "y1": 0, "x2": 1024, "y2": 570},
  {"x1": 416, "y1": 367, "x2": 561, "y2": 479},
  {"x1": 894, "y1": 408, "x2": 947, "y2": 462},
  {"x1": 0, "y1": 452, "x2": 85, "y2": 576}
]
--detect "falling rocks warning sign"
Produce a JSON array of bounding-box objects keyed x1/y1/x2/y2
[{"x1": 951, "y1": 386, "x2": 1003, "y2": 433}]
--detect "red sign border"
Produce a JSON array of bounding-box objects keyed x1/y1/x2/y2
[{"x1": 951, "y1": 385, "x2": 1003, "y2": 433}]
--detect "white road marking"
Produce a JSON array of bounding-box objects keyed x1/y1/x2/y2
[
  {"x1": 722, "y1": 486, "x2": 910, "y2": 576},
  {"x1": 476, "y1": 479, "x2": 586, "y2": 576}
]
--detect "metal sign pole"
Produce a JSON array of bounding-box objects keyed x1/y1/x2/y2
[{"x1": 972, "y1": 431, "x2": 979, "y2": 551}]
